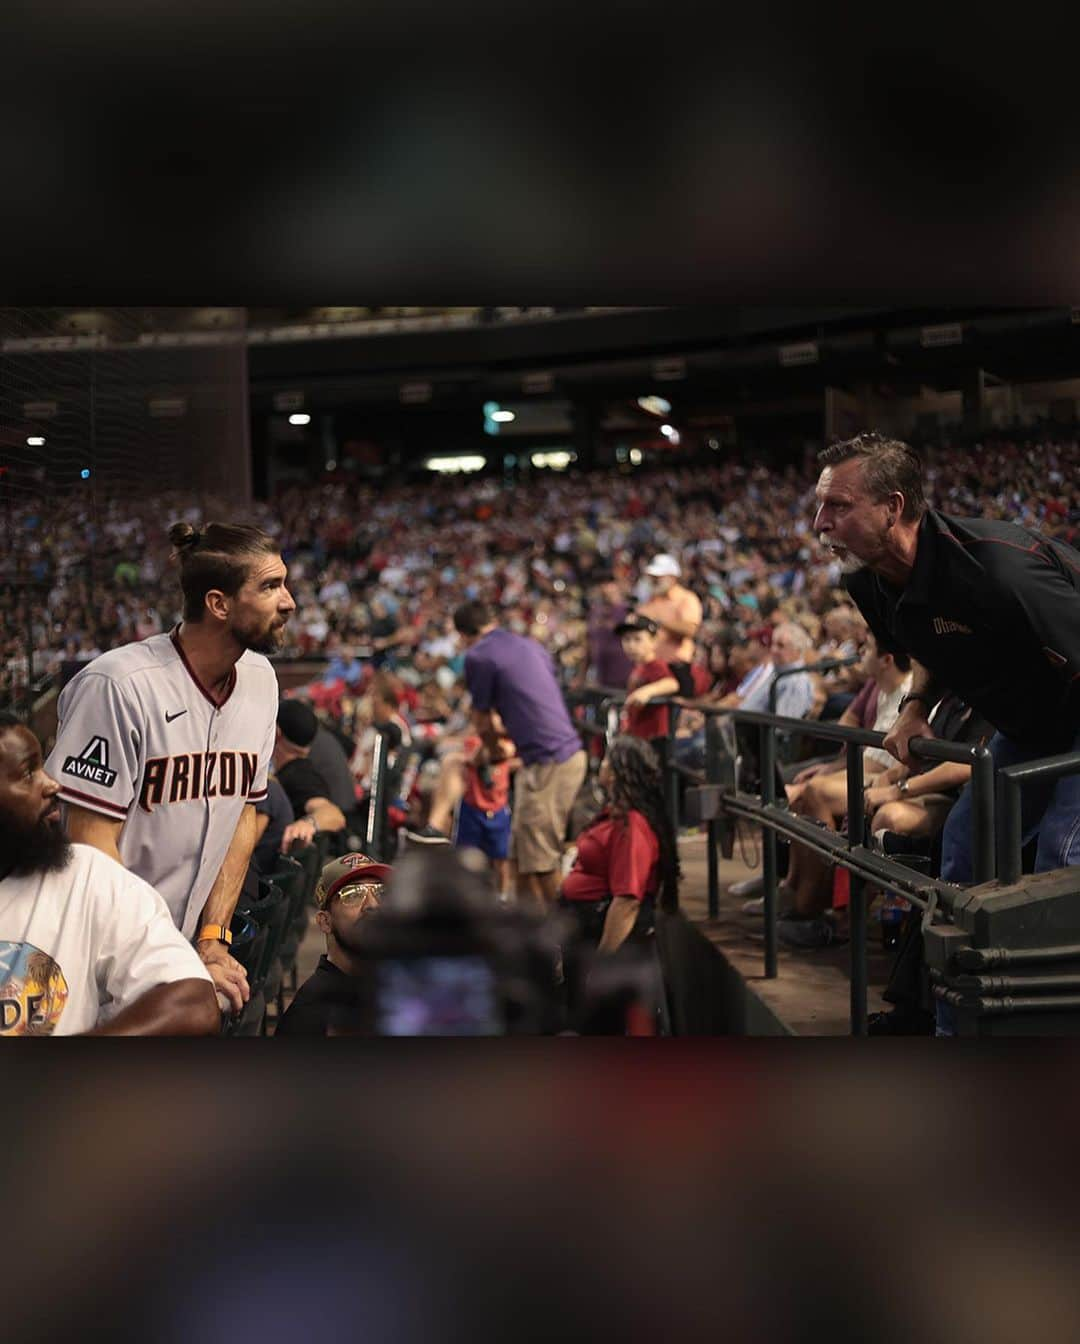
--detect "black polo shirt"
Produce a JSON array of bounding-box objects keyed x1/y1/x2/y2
[
  {"x1": 274, "y1": 955, "x2": 371, "y2": 1036},
  {"x1": 845, "y1": 510, "x2": 1080, "y2": 747}
]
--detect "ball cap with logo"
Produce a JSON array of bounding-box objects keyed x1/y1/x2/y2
[
  {"x1": 645, "y1": 553, "x2": 681, "y2": 578},
  {"x1": 314, "y1": 852, "x2": 394, "y2": 909},
  {"x1": 614, "y1": 612, "x2": 660, "y2": 638}
]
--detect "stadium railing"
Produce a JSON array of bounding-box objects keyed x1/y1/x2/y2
[{"x1": 573, "y1": 683, "x2": 1004, "y2": 1035}]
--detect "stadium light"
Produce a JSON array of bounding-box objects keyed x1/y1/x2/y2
[
  {"x1": 637, "y1": 396, "x2": 671, "y2": 416},
  {"x1": 425, "y1": 455, "x2": 486, "y2": 473},
  {"x1": 26, "y1": 436, "x2": 45, "y2": 446},
  {"x1": 288, "y1": 412, "x2": 311, "y2": 426},
  {"x1": 531, "y1": 451, "x2": 575, "y2": 470},
  {"x1": 491, "y1": 410, "x2": 515, "y2": 423}
]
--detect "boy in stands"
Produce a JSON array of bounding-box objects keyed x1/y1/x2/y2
[
  {"x1": 457, "y1": 712, "x2": 519, "y2": 903},
  {"x1": 616, "y1": 613, "x2": 682, "y2": 767}
]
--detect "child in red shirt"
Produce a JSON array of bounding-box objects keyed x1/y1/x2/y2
[
  {"x1": 457, "y1": 714, "x2": 518, "y2": 902},
  {"x1": 615, "y1": 613, "x2": 681, "y2": 763}
]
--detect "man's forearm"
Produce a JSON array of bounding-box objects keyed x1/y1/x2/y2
[
  {"x1": 85, "y1": 979, "x2": 221, "y2": 1036},
  {"x1": 306, "y1": 798, "x2": 346, "y2": 833},
  {"x1": 905, "y1": 660, "x2": 939, "y2": 706},
  {"x1": 906, "y1": 762, "x2": 970, "y2": 796},
  {"x1": 200, "y1": 804, "x2": 257, "y2": 930}
]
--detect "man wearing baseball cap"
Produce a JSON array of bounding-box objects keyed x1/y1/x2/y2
[
  {"x1": 272, "y1": 699, "x2": 347, "y2": 853},
  {"x1": 274, "y1": 851, "x2": 392, "y2": 1036},
  {"x1": 638, "y1": 554, "x2": 703, "y2": 665}
]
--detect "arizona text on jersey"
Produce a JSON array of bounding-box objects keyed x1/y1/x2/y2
[{"x1": 45, "y1": 631, "x2": 278, "y2": 939}]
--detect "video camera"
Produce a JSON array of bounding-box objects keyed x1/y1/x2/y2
[{"x1": 335, "y1": 847, "x2": 570, "y2": 1036}]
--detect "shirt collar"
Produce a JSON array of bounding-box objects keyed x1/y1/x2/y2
[{"x1": 899, "y1": 510, "x2": 941, "y2": 607}]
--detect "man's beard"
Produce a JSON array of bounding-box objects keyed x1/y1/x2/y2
[
  {"x1": 330, "y1": 912, "x2": 375, "y2": 958},
  {"x1": 819, "y1": 533, "x2": 868, "y2": 576},
  {"x1": 0, "y1": 817, "x2": 72, "y2": 879},
  {"x1": 236, "y1": 617, "x2": 287, "y2": 655}
]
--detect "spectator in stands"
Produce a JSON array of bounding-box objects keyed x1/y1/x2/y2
[
  {"x1": 864, "y1": 693, "x2": 994, "y2": 844},
  {"x1": 616, "y1": 613, "x2": 681, "y2": 762},
  {"x1": 285, "y1": 695, "x2": 358, "y2": 821},
  {"x1": 730, "y1": 661, "x2": 885, "y2": 904},
  {"x1": 369, "y1": 596, "x2": 409, "y2": 668},
  {"x1": 349, "y1": 674, "x2": 413, "y2": 801},
  {"x1": 401, "y1": 750, "x2": 465, "y2": 849},
  {"x1": 0, "y1": 715, "x2": 219, "y2": 1035},
  {"x1": 712, "y1": 622, "x2": 817, "y2": 719},
  {"x1": 863, "y1": 693, "x2": 994, "y2": 1036},
  {"x1": 454, "y1": 600, "x2": 587, "y2": 914},
  {"x1": 586, "y1": 572, "x2": 633, "y2": 689},
  {"x1": 457, "y1": 718, "x2": 518, "y2": 903},
  {"x1": 761, "y1": 633, "x2": 912, "y2": 949},
  {"x1": 273, "y1": 851, "x2": 392, "y2": 1036},
  {"x1": 814, "y1": 431, "x2": 1080, "y2": 887},
  {"x1": 815, "y1": 605, "x2": 866, "y2": 718},
  {"x1": 239, "y1": 776, "x2": 296, "y2": 905},
  {"x1": 638, "y1": 554, "x2": 703, "y2": 666},
  {"x1": 559, "y1": 734, "x2": 679, "y2": 954},
  {"x1": 273, "y1": 700, "x2": 347, "y2": 850}
]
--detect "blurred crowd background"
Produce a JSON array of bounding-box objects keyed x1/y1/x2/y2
[{"x1": 4, "y1": 430, "x2": 1078, "y2": 720}]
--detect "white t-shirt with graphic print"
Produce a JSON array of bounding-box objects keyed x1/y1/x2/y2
[{"x1": 0, "y1": 844, "x2": 212, "y2": 1036}]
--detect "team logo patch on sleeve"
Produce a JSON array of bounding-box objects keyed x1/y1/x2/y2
[{"x1": 63, "y1": 736, "x2": 118, "y2": 788}]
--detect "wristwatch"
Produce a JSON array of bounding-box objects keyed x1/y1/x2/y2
[{"x1": 196, "y1": 923, "x2": 233, "y2": 946}]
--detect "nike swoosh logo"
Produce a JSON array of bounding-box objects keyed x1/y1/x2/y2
[{"x1": 165, "y1": 710, "x2": 187, "y2": 722}]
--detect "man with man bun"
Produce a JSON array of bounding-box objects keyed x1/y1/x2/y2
[{"x1": 46, "y1": 521, "x2": 295, "y2": 1015}]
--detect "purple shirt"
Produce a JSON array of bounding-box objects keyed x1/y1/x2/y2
[
  {"x1": 465, "y1": 628, "x2": 583, "y2": 766},
  {"x1": 587, "y1": 601, "x2": 633, "y2": 688}
]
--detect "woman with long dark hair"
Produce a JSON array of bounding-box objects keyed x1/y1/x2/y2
[{"x1": 559, "y1": 735, "x2": 680, "y2": 954}]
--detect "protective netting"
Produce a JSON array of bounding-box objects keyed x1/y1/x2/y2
[{"x1": 0, "y1": 308, "x2": 250, "y2": 713}]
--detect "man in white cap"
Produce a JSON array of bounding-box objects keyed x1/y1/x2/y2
[{"x1": 638, "y1": 554, "x2": 703, "y2": 665}]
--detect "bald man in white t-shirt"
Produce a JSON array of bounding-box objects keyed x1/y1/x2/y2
[{"x1": 0, "y1": 717, "x2": 218, "y2": 1036}]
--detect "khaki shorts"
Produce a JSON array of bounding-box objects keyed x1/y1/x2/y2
[{"x1": 512, "y1": 750, "x2": 587, "y2": 876}]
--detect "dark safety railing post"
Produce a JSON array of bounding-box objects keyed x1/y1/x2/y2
[
  {"x1": 760, "y1": 722, "x2": 778, "y2": 979},
  {"x1": 665, "y1": 705, "x2": 681, "y2": 838},
  {"x1": 971, "y1": 743, "x2": 996, "y2": 885},
  {"x1": 705, "y1": 714, "x2": 721, "y2": 919},
  {"x1": 996, "y1": 771, "x2": 1024, "y2": 888},
  {"x1": 845, "y1": 742, "x2": 867, "y2": 1036}
]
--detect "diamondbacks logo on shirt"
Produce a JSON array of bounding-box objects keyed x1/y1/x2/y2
[
  {"x1": 63, "y1": 736, "x2": 118, "y2": 788},
  {"x1": 932, "y1": 617, "x2": 974, "y2": 636},
  {"x1": 0, "y1": 941, "x2": 69, "y2": 1035}
]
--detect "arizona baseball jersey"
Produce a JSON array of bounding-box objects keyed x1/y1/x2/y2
[{"x1": 45, "y1": 630, "x2": 277, "y2": 939}]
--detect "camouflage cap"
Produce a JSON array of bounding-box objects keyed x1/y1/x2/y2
[{"x1": 314, "y1": 852, "x2": 394, "y2": 909}]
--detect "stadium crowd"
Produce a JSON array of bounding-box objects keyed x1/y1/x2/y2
[
  {"x1": 2, "y1": 427, "x2": 1080, "y2": 1034},
  {"x1": 4, "y1": 432, "x2": 1080, "y2": 715}
]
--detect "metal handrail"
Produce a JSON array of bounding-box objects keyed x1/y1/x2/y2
[
  {"x1": 572, "y1": 684, "x2": 997, "y2": 1035},
  {"x1": 996, "y1": 751, "x2": 1080, "y2": 885},
  {"x1": 767, "y1": 654, "x2": 860, "y2": 715}
]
